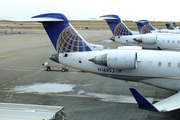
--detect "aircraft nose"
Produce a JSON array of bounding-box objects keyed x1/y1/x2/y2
[{"x1": 49, "y1": 53, "x2": 59, "y2": 63}]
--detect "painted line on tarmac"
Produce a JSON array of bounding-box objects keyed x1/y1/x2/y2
[
  {"x1": 1, "y1": 68, "x2": 38, "y2": 72},
  {"x1": 0, "y1": 45, "x2": 52, "y2": 54},
  {"x1": 0, "y1": 55, "x2": 11, "y2": 58},
  {"x1": 0, "y1": 55, "x2": 47, "y2": 59},
  {"x1": 0, "y1": 90, "x2": 108, "y2": 99},
  {"x1": 1, "y1": 66, "x2": 43, "y2": 72},
  {"x1": 1, "y1": 70, "x2": 42, "y2": 87},
  {"x1": 10, "y1": 66, "x2": 42, "y2": 69}
]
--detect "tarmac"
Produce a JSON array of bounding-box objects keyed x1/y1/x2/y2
[{"x1": 0, "y1": 29, "x2": 179, "y2": 120}]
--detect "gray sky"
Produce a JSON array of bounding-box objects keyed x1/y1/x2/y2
[{"x1": 0, "y1": 0, "x2": 180, "y2": 21}]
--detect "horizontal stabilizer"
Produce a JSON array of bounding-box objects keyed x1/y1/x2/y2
[
  {"x1": 99, "y1": 17, "x2": 118, "y2": 20},
  {"x1": 129, "y1": 88, "x2": 158, "y2": 112},
  {"x1": 134, "y1": 20, "x2": 147, "y2": 24}
]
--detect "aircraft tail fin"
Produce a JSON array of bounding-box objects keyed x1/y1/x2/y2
[
  {"x1": 32, "y1": 13, "x2": 103, "y2": 53},
  {"x1": 145, "y1": 21, "x2": 155, "y2": 31},
  {"x1": 135, "y1": 20, "x2": 152, "y2": 34},
  {"x1": 100, "y1": 15, "x2": 133, "y2": 36},
  {"x1": 165, "y1": 23, "x2": 174, "y2": 30},
  {"x1": 129, "y1": 88, "x2": 158, "y2": 112},
  {"x1": 173, "y1": 22, "x2": 177, "y2": 27}
]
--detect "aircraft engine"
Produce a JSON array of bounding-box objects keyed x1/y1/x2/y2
[
  {"x1": 133, "y1": 35, "x2": 157, "y2": 44},
  {"x1": 89, "y1": 50, "x2": 137, "y2": 70}
]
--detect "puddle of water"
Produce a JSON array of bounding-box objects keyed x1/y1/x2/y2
[
  {"x1": 76, "y1": 90, "x2": 154, "y2": 103},
  {"x1": 12, "y1": 83, "x2": 75, "y2": 93}
]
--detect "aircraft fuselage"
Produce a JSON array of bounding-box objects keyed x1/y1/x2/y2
[
  {"x1": 115, "y1": 34, "x2": 180, "y2": 50},
  {"x1": 55, "y1": 49, "x2": 180, "y2": 91}
]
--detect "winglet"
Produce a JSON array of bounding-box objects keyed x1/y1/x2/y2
[
  {"x1": 129, "y1": 88, "x2": 158, "y2": 112},
  {"x1": 157, "y1": 46, "x2": 162, "y2": 50}
]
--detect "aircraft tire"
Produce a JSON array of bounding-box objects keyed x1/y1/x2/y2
[{"x1": 62, "y1": 68, "x2": 65, "y2": 72}]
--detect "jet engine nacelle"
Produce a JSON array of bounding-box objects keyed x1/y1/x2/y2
[
  {"x1": 89, "y1": 50, "x2": 137, "y2": 70},
  {"x1": 133, "y1": 35, "x2": 157, "y2": 44}
]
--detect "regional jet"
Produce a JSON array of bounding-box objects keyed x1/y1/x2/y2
[
  {"x1": 101, "y1": 15, "x2": 180, "y2": 50},
  {"x1": 165, "y1": 23, "x2": 175, "y2": 30},
  {"x1": 7, "y1": 13, "x2": 180, "y2": 112},
  {"x1": 173, "y1": 22, "x2": 180, "y2": 29},
  {"x1": 135, "y1": 20, "x2": 180, "y2": 34}
]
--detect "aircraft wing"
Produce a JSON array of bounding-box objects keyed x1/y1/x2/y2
[{"x1": 129, "y1": 88, "x2": 180, "y2": 112}]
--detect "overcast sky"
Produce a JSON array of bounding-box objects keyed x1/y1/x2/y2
[{"x1": 0, "y1": 0, "x2": 180, "y2": 21}]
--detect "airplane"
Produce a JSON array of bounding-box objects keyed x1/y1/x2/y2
[
  {"x1": 135, "y1": 20, "x2": 180, "y2": 34},
  {"x1": 134, "y1": 20, "x2": 157, "y2": 34},
  {"x1": 165, "y1": 23, "x2": 175, "y2": 30},
  {"x1": 173, "y1": 22, "x2": 180, "y2": 29},
  {"x1": 101, "y1": 15, "x2": 180, "y2": 50},
  {"x1": 7, "y1": 13, "x2": 180, "y2": 112}
]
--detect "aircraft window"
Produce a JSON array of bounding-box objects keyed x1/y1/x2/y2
[
  {"x1": 178, "y1": 63, "x2": 180, "y2": 67},
  {"x1": 64, "y1": 54, "x2": 68, "y2": 57},
  {"x1": 168, "y1": 40, "x2": 169, "y2": 43},
  {"x1": 168, "y1": 62, "x2": 171, "y2": 67},
  {"x1": 173, "y1": 40, "x2": 174, "y2": 43},
  {"x1": 158, "y1": 62, "x2": 162, "y2": 67}
]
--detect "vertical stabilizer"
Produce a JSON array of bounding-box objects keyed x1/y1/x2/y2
[
  {"x1": 173, "y1": 22, "x2": 177, "y2": 27},
  {"x1": 165, "y1": 23, "x2": 174, "y2": 30},
  {"x1": 100, "y1": 15, "x2": 132, "y2": 36},
  {"x1": 32, "y1": 13, "x2": 103, "y2": 53},
  {"x1": 135, "y1": 20, "x2": 154, "y2": 34}
]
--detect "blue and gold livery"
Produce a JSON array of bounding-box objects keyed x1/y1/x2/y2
[
  {"x1": 173, "y1": 22, "x2": 177, "y2": 27},
  {"x1": 56, "y1": 26, "x2": 91, "y2": 53},
  {"x1": 140, "y1": 26, "x2": 151, "y2": 34},
  {"x1": 114, "y1": 23, "x2": 132, "y2": 36},
  {"x1": 32, "y1": 13, "x2": 93, "y2": 53},
  {"x1": 165, "y1": 23, "x2": 174, "y2": 30},
  {"x1": 135, "y1": 20, "x2": 154, "y2": 34},
  {"x1": 100, "y1": 15, "x2": 132, "y2": 36}
]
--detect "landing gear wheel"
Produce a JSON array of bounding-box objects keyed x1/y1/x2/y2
[
  {"x1": 61, "y1": 68, "x2": 66, "y2": 72},
  {"x1": 46, "y1": 67, "x2": 51, "y2": 71}
]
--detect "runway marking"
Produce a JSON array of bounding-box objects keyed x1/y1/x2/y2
[
  {"x1": 1, "y1": 70, "x2": 41, "y2": 87},
  {"x1": 24, "y1": 75, "x2": 29, "y2": 78},
  {"x1": 2, "y1": 84, "x2": 7, "y2": 86},
  {"x1": 0, "y1": 90, "x2": 109, "y2": 99},
  {"x1": 0, "y1": 55, "x2": 11, "y2": 58},
  {"x1": 0, "y1": 45, "x2": 52, "y2": 54},
  {"x1": 0, "y1": 55, "x2": 47, "y2": 59},
  {"x1": 10, "y1": 66, "x2": 42, "y2": 69},
  {"x1": 1, "y1": 66, "x2": 43, "y2": 72},
  {"x1": 1, "y1": 68, "x2": 37, "y2": 72},
  {"x1": 0, "y1": 89, "x2": 149, "y2": 104},
  {"x1": 17, "y1": 78, "x2": 22, "y2": 80},
  {"x1": 10, "y1": 81, "x2": 15, "y2": 83}
]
